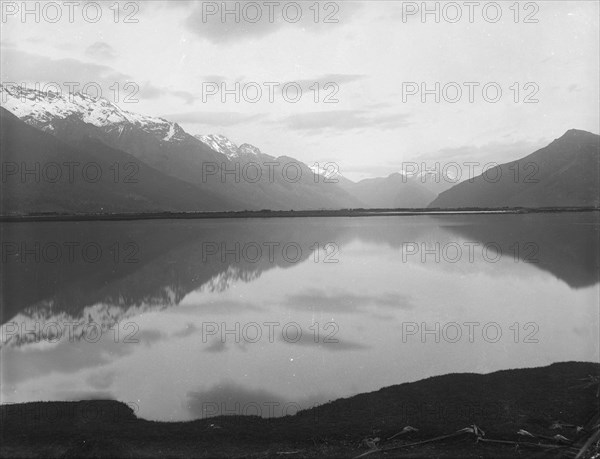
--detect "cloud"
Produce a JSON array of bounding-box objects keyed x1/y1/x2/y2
[
  {"x1": 0, "y1": 49, "x2": 129, "y2": 88},
  {"x1": 138, "y1": 82, "x2": 197, "y2": 104},
  {"x1": 85, "y1": 42, "x2": 117, "y2": 60},
  {"x1": 199, "y1": 74, "x2": 229, "y2": 84},
  {"x1": 0, "y1": 50, "x2": 196, "y2": 105},
  {"x1": 166, "y1": 111, "x2": 266, "y2": 126},
  {"x1": 280, "y1": 110, "x2": 411, "y2": 133},
  {"x1": 184, "y1": 1, "x2": 363, "y2": 44},
  {"x1": 289, "y1": 74, "x2": 366, "y2": 92}
]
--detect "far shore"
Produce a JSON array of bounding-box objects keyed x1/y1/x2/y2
[{"x1": 1, "y1": 206, "x2": 597, "y2": 223}]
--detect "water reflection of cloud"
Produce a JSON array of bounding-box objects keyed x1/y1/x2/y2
[
  {"x1": 54, "y1": 390, "x2": 116, "y2": 401},
  {"x1": 172, "y1": 323, "x2": 198, "y2": 338},
  {"x1": 284, "y1": 289, "x2": 414, "y2": 313},
  {"x1": 86, "y1": 371, "x2": 116, "y2": 390},
  {"x1": 277, "y1": 332, "x2": 369, "y2": 351},
  {"x1": 2, "y1": 338, "x2": 137, "y2": 386},
  {"x1": 186, "y1": 382, "x2": 330, "y2": 419},
  {"x1": 205, "y1": 340, "x2": 227, "y2": 353},
  {"x1": 137, "y1": 329, "x2": 165, "y2": 346},
  {"x1": 176, "y1": 299, "x2": 264, "y2": 314}
]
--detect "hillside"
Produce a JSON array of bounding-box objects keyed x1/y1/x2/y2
[{"x1": 430, "y1": 130, "x2": 600, "y2": 209}]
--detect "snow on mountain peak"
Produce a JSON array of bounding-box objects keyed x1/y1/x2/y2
[
  {"x1": 309, "y1": 162, "x2": 344, "y2": 181},
  {"x1": 195, "y1": 134, "x2": 265, "y2": 160},
  {"x1": 238, "y1": 143, "x2": 262, "y2": 157},
  {"x1": 195, "y1": 134, "x2": 239, "y2": 158},
  {"x1": 0, "y1": 83, "x2": 187, "y2": 143},
  {"x1": 2, "y1": 84, "x2": 278, "y2": 163}
]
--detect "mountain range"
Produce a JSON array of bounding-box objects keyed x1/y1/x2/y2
[{"x1": 1, "y1": 84, "x2": 598, "y2": 214}]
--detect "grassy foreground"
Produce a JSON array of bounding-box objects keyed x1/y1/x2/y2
[{"x1": 1, "y1": 362, "x2": 598, "y2": 458}]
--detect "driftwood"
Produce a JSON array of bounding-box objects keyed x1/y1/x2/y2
[
  {"x1": 353, "y1": 424, "x2": 581, "y2": 459},
  {"x1": 354, "y1": 427, "x2": 477, "y2": 458}
]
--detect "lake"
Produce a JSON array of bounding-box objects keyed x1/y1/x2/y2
[{"x1": 1, "y1": 212, "x2": 598, "y2": 421}]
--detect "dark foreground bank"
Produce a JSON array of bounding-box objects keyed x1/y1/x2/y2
[{"x1": 1, "y1": 362, "x2": 599, "y2": 458}]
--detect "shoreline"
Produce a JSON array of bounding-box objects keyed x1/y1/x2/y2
[
  {"x1": 2, "y1": 361, "x2": 598, "y2": 458},
  {"x1": 1, "y1": 206, "x2": 598, "y2": 223}
]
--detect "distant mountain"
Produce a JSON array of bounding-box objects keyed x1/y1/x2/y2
[
  {"x1": 0, "y1": 84, "x2": 360, "y2": 212},
  {"x1": 2, "y1": 85, "x2": 189, "y2": 143},
  {"x1": 195, "y1": 134, "x2": 280, "y2": 163},
  {"x1": 339, "y1": 172, "x2": 437, "y2": 208},
  {"x1": 5, "y1": 85, "x2": 595, "y2": 212},
  {"x1": 411, "y1": 170, "x2": 457, "y2": 196},
  {"x1": 430, "y1": 130, "x2": 600, "y2": 208},
  {"x1": 195, "y1": 134, "x2": 240, "y2": 158},
  {"x1": 0, "y1": 108, "x2": 237, "y2": 214}
]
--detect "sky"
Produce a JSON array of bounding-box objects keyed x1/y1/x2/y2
[{"x1": 1, "y1": 0, "x2": 599, "y2": 180}]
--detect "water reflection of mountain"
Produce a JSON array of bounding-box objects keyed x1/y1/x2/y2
[
  {"x1": 438, "y1": 212, "x2": 600, "y2": 289},
  {"x1": 0, "y1": 219, "x2": 343, "y2": 327},
  {"x1": 2, "y1": 212, "x2": 597, "y2": 333}
]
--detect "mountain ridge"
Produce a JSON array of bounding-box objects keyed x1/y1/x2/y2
[
  {"x1": 0, "y1": 84, "x2": 365, "y2": 211},
  {"x1": 2, "y1": 84, "x2": 598, "y2": 212},
  {"x1": 0, "y1": 107, "x2": 241, "y2": 214},
  {"x1": 429, "y1": 129, "x2": 600, "y2": 208}
]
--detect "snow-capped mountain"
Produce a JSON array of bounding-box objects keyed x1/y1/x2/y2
[
  {"x1": 1, "y1": 86, "x2": 364, "y2": 211},
  {"x1": 0, "y1": 83, "x2": 188, "y2": 143},
  {"x1": 1, "y1": 83, "x2": 431, "y2": 211},
  {"x1": 0, "y1": 106, "x2": 234, "y2": 214},
  {"x1": 238, "y1": 143, "x2": 263, "y2": 157},
  {"x1": 195, "y1": 134, "x2": 266, "y2": 160},
  {"x1": 309, "y1": 162, "x2": 345, "y2": 181},
  {"x1": 195, "y1": 134, "x2": 239, "y2": 157}
]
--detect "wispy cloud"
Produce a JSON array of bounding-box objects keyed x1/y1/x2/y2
[
  {"x1": 184, "y1": 1, "x2": 363, "y2": 44},
  {"x1": 85, "y1": 42, "x2": 117, "y2": 61},
  {"x1": 289, "y1": 74, "x2": 366, "y2": 92},
  {"x1": 0, "y1": 50, "x2": 128, "y2": 87},
  {"x1": 280, "y1": 110, "x2": 411, "y2": 133},
  {"x1": 166, "y1": 111, "x2": 267, "y2": 126},
  {"x1": 0, "y1": 50, "x2": 197, "y2": 105}
]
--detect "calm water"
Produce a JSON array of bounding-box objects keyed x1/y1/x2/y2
[{"x1": 1, "y1": 213, "x2": 598, "y2": 421}]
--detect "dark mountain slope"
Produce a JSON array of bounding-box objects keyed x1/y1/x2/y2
[
  {"x1": 0, "y1": 107, "x2": 238, "y2": 215},
  {"x1": 430, "y1": 130, "x2": 600, "y2": 208}
]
